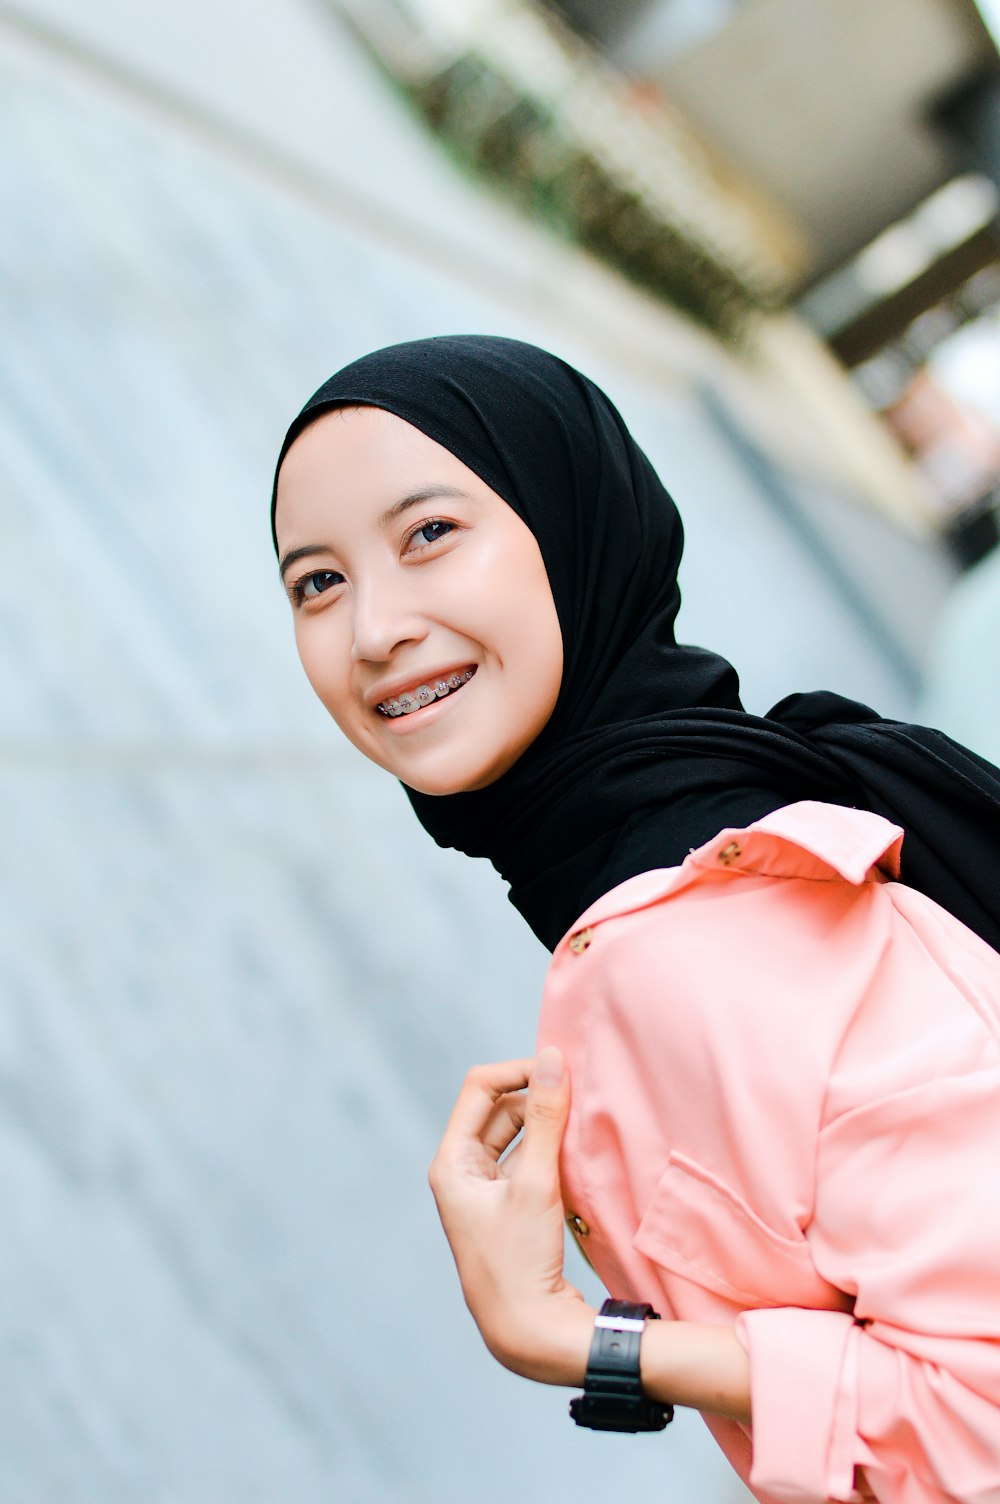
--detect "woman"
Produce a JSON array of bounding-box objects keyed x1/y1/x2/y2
[{"x1": 272, "y1": 335, "x2": 1000, "y2": 1504}]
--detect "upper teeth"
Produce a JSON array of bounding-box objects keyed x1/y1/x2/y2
[{"x1": 379, "y1": 669, "x2": 474, "y2": 717}]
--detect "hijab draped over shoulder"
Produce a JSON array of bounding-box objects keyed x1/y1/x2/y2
[{"x1": 273, "y1": 335, "x2": 1000, "y2": 953}]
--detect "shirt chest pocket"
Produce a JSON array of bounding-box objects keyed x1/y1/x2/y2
[{"x1": 634, "y1": 1152, "x2": 847, "y2": 1312}]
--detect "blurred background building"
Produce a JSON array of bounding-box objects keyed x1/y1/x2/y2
[{"x1": 2, "y1": 1, "x2": 1000, "y2": 1500}]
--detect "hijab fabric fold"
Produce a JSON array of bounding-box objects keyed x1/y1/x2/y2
[{"x1": 273, "y1": 335, "x2": 1000, "y2": 952}]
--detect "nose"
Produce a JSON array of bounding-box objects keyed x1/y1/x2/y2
[{"x1": 350, "y1": 574, "x2": 427, "y2": 664}]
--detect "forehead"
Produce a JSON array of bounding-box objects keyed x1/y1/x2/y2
[{"x1": 275, "y1": 407, "x2": 484, "y2": 534}]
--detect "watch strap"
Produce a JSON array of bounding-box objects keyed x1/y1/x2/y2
[{"x1": 569, "y1": 1298, "x2": 673, "y2": 1432}]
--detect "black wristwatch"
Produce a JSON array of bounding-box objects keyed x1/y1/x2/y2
[{"x1": 569, "y1": 1298, "x2": 673, "y2": 1433}]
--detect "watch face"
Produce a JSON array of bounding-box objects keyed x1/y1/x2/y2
[{"x1": 569, "y1": 1394, "x2": 672, "y2": 1433}]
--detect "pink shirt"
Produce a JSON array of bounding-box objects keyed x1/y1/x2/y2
[{"x1": 537, "y1": 801, "x2": 1000, "y2": 1504}]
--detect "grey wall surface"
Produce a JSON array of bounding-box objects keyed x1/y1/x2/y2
[
  {"x1": 919, "y1": 544, "x2": 1000, "y2": 766},
  {"x1": 0, "y1": 3, "x2": 960, "y2": 1501}
]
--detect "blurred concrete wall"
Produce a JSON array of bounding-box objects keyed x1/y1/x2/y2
[
  {"x1": 0, "y1": 2, "x2": 960, "y2": 1501},
  {"x1": 920, "y1": 544, "x2": 1000, "y2": 764}
]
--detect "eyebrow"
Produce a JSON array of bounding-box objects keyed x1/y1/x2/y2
[
  {"x1": 278, "y1": 485, "x2": 474, "y2": 580},
  {"x1": 377, "y1": 484, "x2": 471, "y2": 529},
  {"x1": 278, "y1": 543, "x2": 329, "y2": 581}
]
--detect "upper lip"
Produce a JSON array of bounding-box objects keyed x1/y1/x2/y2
[{"x1": 365, "y1": 665, "x2": 476, "y2": 710}]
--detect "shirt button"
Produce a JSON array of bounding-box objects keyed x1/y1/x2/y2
[
  {"x1": 566, "y1": 1213, "x2": 590, "y2": 1238},
  {"x1": 718, "y1": 841, "x2": 741, "y2": 865},
  {"x1": 568, "y1": 927, "x2": 593, "y2": 954}
]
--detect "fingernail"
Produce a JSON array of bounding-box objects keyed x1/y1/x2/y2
[{"x1": 534, "y1": 1046, "x2": 564, "y2": 1086}]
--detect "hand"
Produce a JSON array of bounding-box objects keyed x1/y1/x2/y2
[
  {"x1": 428, "y1": 1048, "x2": 752, "y2": 1421},
  {"x1": 428, "y1": 1047, "x2": 594, "y2": 1385}
]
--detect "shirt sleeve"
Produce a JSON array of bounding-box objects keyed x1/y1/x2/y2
[{"x1": 735, "y1": 902, "x2": 1000, "y2": 1504}]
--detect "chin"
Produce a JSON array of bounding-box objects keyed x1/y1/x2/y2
[
  {"x1": 400, "y1": 760, "x2": 507, "y2": 796},
  {"x1": 403, "y1": 774, "x2": 481, "y2": 796}
]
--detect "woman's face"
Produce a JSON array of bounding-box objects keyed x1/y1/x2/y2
[{"x1": 274, "y1": 406, "x2": 564, "y2": 795}]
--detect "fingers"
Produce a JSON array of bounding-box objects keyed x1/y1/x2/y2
[
  {"x1": 442, "y1": 1059, "x2": 533, "y2": 1140},
  {"x1": 481, "y1": 1091, "x2": 527, "y2": 1158},
  {"x1": 430, "y1": 1060, "x2": 533, "y2": 1181},
  {"x1": 516, "y1": 1046, "x2": 570, "y2": 1182},
  {"x1": 430, "y1": 1052, "x2": 569, "y2": 1188}
]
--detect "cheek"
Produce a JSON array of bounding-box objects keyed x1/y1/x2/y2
[
  {"x1": 491, "y1": 557, "x2": 563, "y2": 724},
  {"x1": 520, "y1": 610, "x2": 563, "y2": 732},
  {"x1": 294, "y1": 618, "x2": 352, "y2": 719}
]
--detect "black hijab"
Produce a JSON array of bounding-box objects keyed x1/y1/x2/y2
[{"x1": 273, "y1": 335, "x2": 1000, "y2": 952}]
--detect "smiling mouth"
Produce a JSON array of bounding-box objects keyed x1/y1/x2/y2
[{"x1": 377, "y1": 668, "x2": 477, "y2": 718}]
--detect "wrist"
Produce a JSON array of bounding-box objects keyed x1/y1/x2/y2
[
  {"x1": 638, "y1": 1318, "x2": 752, "y2": 1425},
  {"x1": 487, "y1": 1295, "x2": 596, "y2": 1386}
]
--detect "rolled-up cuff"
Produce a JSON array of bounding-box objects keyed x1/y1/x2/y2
[{"x1": 735, "y1": 1307, "x2": 859, "y2": 1502}]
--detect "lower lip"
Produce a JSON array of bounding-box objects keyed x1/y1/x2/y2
[{"x1": 377, "y1": 676, "x2": 475, "y2": 734}]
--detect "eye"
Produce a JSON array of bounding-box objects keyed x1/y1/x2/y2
[
  {"x1": 407, "y1": 519, "x2": 455, "y2": 552},
  {"x1": 292, "y1": 569, "x2": 343, "y2": 604}
]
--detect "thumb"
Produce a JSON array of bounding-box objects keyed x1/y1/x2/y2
[{"x1": 519, "y1": 1047, "x2": 570, "y2": 1173}]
